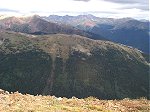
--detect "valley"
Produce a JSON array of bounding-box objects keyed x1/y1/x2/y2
[{"x1": 0, "y1": 0, "x2": 149, "y2": 111}]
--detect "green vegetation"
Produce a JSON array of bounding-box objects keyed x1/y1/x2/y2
[
  {"x1": 0, "y1": 31, "x2": 149, "y2": 99},
  {"x1": 0, "y1": 50, "x2": 52, "y2": 95}
]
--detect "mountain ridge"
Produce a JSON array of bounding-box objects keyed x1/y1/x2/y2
[
  {"x1": 43, "y1": 14, "x2": 149, "y2": 53},
  {"x1": 0, "y1": 15, "x2": 106, "y2": 40},
  {"x1": 0, "y1": 14, "x2": 149, "y2": 53},
  {"x1": 0, "y1": 31, "x2": 149, "y2": 99}
]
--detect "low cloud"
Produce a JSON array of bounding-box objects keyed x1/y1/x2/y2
[
  {"x1": 0, "y1": 8, "x2": 19, "y2": 12},
  {"x1": 103, "y1": 0, "x2": 148, "y2": 11},
  {"x1": 102, "y1": 0, "x2": 148, "y2": 4},
  {"x1": 120, "y1": 5, "x2": 149, "y2": 11},
  {"x1": 73, "y1": 0, "x2": 90, "y2": 2},
  {"x1": 73, "y1": 0, "x2": 149, "y2": 11},
  {"x1": 88, "y1": 11, "x2": 119, "y2": 14}
]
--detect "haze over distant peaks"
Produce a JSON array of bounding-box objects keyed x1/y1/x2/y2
[{"x1": 0, "y1": 14, "x2": 149, "y2": 53}]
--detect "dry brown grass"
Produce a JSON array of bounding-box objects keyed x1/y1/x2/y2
[{"x1": 0, "y1": 91, "x2": 149, "y2": 112}]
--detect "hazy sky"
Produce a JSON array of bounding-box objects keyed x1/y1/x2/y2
[{"x1": 0, "y1": 0, "x2": 149, "y2": 19}]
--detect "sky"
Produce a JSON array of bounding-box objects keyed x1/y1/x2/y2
[{"x1": 0, "y1": 0, "x2": 149, "y2": 19}]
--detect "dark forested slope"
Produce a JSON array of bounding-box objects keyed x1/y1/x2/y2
[{"x1": 0, "y1": 31, "x2": 149, "y2": 99}]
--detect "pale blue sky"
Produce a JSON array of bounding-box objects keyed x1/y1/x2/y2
[{"x1": 0, "y1": 0, "x2": 149, "y2": 19}]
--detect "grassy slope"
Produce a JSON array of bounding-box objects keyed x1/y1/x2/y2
[
  {"x1": 0, "y1": 91, "x2": 149, "y2": 112},
  {"x1": 0, "y1": 31, "x2": 149, "y2": 99}
]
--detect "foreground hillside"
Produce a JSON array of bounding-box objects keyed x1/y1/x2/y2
[
  {"x1": 0, "y1": 90, "x2": 149, "y2": 112},
  {"x1": 0, "y1": 31, "x2": 149, "y2": 99}
]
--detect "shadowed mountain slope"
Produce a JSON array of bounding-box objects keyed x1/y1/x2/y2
[
  {"x1": 0, "y1": 31, "x2": 149, "y2": 99},
  {"x1": 0, "y1": 15, "x2": 105, "y2": 40},
  {"x1": 44, "y1": 15, "x2": 149, "y2": 53}
]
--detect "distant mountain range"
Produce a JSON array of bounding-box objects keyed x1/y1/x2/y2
[
  {"x1": 0, "y1": 31, "x2": 149, "y2": 99},
  {"x1": 0, "y1": 15, "x2": 105, "y2": 40},
  {"x1": 0, "y1": 14, "x2": 149, "y2": 53},
  {"x1": 43, "y1": 14, "x2": 149, "y2": 53}
]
